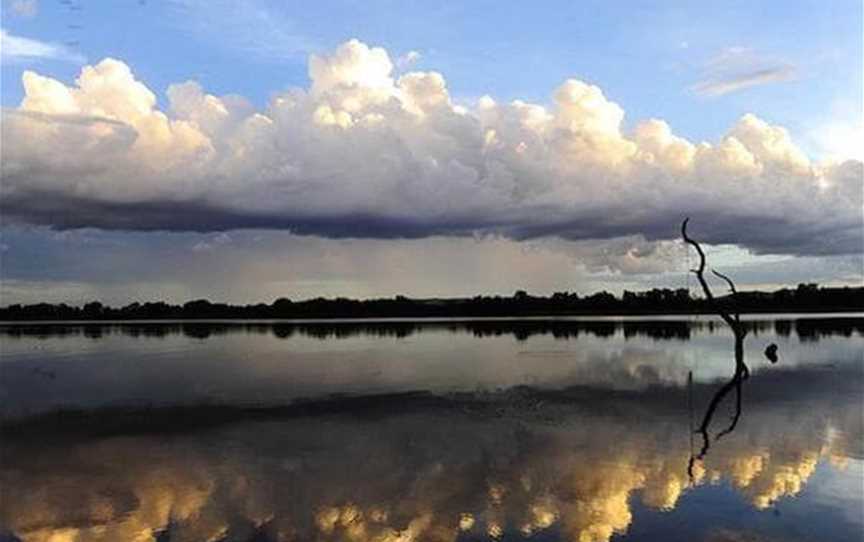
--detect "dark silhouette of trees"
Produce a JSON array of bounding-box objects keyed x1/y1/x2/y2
[{"x1": 0, "y1": 282, "x2": 861, "y2": 322}]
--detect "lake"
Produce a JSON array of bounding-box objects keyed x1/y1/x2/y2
[{"x1": 1, "y1": 314, "x2": 862, "y2": 541}]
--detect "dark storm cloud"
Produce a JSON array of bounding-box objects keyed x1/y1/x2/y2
[{"x1": 2, "y1": 186, "x2": 860, "y2": 257}]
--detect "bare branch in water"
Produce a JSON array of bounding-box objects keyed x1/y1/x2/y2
[
  {"x1": 684, "y1": 217, "x2": 753, "y2": 484},
  {"x1": 681, "y1": 218, "x2": 742, "y2": 332}
]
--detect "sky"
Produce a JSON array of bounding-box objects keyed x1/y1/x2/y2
[{"x1": 1, "y1": 0, "x2": 862, "y2": 305}]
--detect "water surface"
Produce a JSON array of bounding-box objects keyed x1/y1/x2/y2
[{"x1": 1, "y1": 315, "x2": 862, "y2": 541}]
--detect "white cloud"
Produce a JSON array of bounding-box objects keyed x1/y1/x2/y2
[
  {"x1": 693, "y1": 67, "x2": 796, "y2": 97},
  {"x1": 396, "y1": 50, "x2": 422, "y2": 69},
  {"x1": 692, "y1": 47, "x2": 797, "y2": 97},
  {"x1": 810, "y1": 120, "x2": 864, "y2": 162},
  {"x1": 1, "y1": 28, "x2": 85, "y2": 64},
  {"x1": 191, "y1": 232, "x2": 232, "y2": 252},
  {"x1": 1, "y1": 39, "x2": 861, "y2": 258}
]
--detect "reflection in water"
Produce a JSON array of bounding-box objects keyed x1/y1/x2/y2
[
  {"x1": 689, "y1": 367, "x2": 747, "y2": 485},
  {"x1": 1, "y1": 363, "x2": 862, "y2": 542},
  {"x1": 1, "y1": 317, "x2": 862, "y2": 541},
  {"x1": 689, "y1": 317, "x2": 751, "y2": 480},
  {"x1": 5, "y1": 319, "x2": 863, "y2": 421},
  {"x1": 1, "y1": 316, "x2": 862, "y2": 342}
]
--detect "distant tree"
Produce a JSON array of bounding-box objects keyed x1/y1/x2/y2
[
  {"x1": 272, "y1": 297, "x2": 293, "y2": 317},
  {"x1": 673, "y1": 288, "x2": 691, "y2": 305},
  {"x1": 82, "y1": 301, "x2": 104, "y2": 319}
]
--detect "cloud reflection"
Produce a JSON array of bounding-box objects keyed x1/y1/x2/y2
[{"x1": 1, "y1": 363, "x2": 860, "y2": 542}]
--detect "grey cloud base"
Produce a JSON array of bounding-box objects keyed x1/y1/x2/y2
[{"x1": 2, "y1": 190, "x2": 859, "y2": 257}]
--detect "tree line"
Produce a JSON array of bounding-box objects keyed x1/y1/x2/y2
[{"x1": 1, "y1": 283, "x2": 861, "y2": 321}]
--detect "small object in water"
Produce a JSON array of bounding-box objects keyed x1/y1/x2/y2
[{"x1": 764, "y1": 343, "x2": 779, "y2": 364}]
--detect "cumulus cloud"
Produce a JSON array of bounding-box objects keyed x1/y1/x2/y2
[
  {"x1": 810, "y1": 119, "x2": 864, "y2": 162},
  {"x1": 1, "y1": 39, "x2": 861, "y2": 256}
]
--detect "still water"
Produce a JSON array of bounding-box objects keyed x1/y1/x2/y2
[{"x1": 1, "y1": 315, "x2": 862, "y2": 541}]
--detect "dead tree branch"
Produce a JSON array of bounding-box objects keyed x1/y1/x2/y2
[
  {"x1": 681, "y1": 218, "x2": 746, "y2": 336},
  {"x1": 711, "y1": 269, "x2": 737, "y2": 295},
  {"x1": 684, "y1": 217, "x2": 752, "y2": 484},
  {"x1": 712, "y1": 269, "x2": 741, "y2": 323}
]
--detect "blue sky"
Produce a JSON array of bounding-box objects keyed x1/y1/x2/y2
[
  {"x1": 2, "y1": 0, "x2": 862, "y2": 150},
  {"x1": 4, "y1": 0, "x2": 860, "y2": 148},
  {"x1": 1, "y1": 0, "x2": 862, "y2": 303}
]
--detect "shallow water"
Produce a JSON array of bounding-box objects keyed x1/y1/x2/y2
[{"x1": 1, "y1": 315, "x2": 862, "y2": 541}]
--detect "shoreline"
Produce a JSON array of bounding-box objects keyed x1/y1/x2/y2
[{"x1": 1, "y1": 309, "x2": 862, "y2": 324}]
